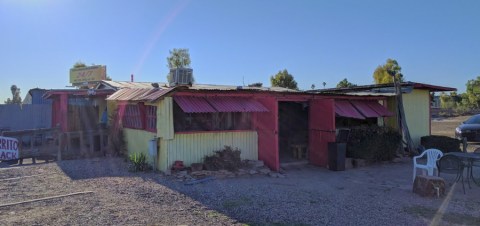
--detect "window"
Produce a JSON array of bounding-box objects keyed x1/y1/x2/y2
[
  {"x1": 122, "y1": 104, "x2": 143, "y2": 129},
  {"x1": 146, "y1": 105, "x2": 157, "y2": 132}
]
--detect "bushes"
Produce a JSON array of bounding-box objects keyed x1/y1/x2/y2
[
  {"x1": 203, "y1": 146, "x2": 242, "y2": 171},
  {"x1": 347, "y1": 126, "x2": 402, "y2": 162},
  {"x1": 420, "y1": 135, "x2": 461, "y2": 153},
  {"x1": 128, "y1": 152, "x2": 149, "y2": 172}
]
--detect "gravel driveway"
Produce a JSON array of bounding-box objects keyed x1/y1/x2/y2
[{"x1": 1, "y1": 158, "x2": 479, "y2": 225}]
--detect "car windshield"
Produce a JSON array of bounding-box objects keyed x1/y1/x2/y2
[{"x1": 464, "y1": 115, "x2": 480, "y2": 124}]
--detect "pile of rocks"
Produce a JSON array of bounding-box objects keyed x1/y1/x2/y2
[{"x1": 171, "y1": 160, "x2": 286, "y2": 181}]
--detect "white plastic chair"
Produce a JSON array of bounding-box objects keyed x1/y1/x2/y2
[{"x1": 413, "y1": 148, "x2": 443, "y2": 181}]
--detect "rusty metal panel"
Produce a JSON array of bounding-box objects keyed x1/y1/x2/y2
[{"x1": 164, "y1": 131, "x2": 258, "y2": 168}]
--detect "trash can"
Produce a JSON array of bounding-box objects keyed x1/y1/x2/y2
[{"x1": 328, "y1": 142, "x2": 346, "y2": 171}]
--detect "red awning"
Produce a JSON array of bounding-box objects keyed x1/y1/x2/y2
[
  {"x1": 350, "y1": 100, "x2": 380, "y2": 118},
  {"x1": 366, "y1": 101, "x2": 394, "y2": 117},
  {"x1": 206, "y1": 97, "x2": 269, "y2": 112},
  {"x1": 335, "y1": 100, "x2": 365, "y2": 119},
  {"x1": 173, "y1": 96, "x2": 217, "y2": 113}
]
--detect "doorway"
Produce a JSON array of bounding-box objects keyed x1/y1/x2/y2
[{"x1": 278, "y1": 101, "x2": 309, "y2": 163}]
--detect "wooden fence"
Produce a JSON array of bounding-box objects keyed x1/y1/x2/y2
[{"x1": 1, "y1": 127, "x2": 110, "y2": 163}]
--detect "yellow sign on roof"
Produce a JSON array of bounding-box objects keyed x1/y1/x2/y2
[{"x1": 70, "y1": 65, "x2": 106, "y2": 84}]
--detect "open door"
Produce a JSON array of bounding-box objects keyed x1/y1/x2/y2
[
  {"x1": 254, "y1": 97, "x2": 279, "y2": 171},
  {"x1": 309, "y1": 99, "x2": 336, "y2": 167}
]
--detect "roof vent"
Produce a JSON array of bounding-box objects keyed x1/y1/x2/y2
[{"x1": 168, "y1": 68, "x2": 193, "y2": 87}]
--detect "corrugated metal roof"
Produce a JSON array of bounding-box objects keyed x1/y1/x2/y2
[
  {"x1": 187, "y1": 84, "x2": 297, "y2": 92},
  {"x1": 106, "y1": 88, "x2": 174, "y2": 101},
  {"x1": 100, "y1": 81, "x2": 168, "y2": 89},
  {"x1": 173, "y1": 96, "x2": 217, "y2": 113},
  {"x1": 308, "y1": 81, "x2": 456, "y2": 94},
  {"x1": 334, "y1": 92, "x2": 397, "y2": 97},
  {"x1": 99, "y1": 81, "x2": 298, "y2": 93},
  {"x1": 206, "y1": 97, "x2": 269, "y2": 112},
  {"x1": 335, "y1": 100, "x2": 365, "y2": 119}
]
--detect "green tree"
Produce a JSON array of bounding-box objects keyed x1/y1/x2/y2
[
  {"x1": 73, "y1": 61, "x2": 87, "y2": 68},
  {"x1": 167, "y1": 48, "x2": 191, "y2": 69},
  {"x1": 270, "y1": 69, "x2": 298, "y2": 90},
  {"x1": 373, "y1": 59, "x2": 405, "y2": 84},
  {"x1": 247, "y1": 82, "x2": 263, "y2": 87},
  {"x1": 4, "y1": 85, "x2": 22, "y2": 104},
  {"x1": 166, "y1": 48, "x2": 194, "y2": 82},
  {"x1": 336, "y1": 78, "x2": 357, "y2": 88},
  {"x1": 439, "y1": 92, "x2": 456, "y2": 109},
  {"x1": 465, "y1": 76, "x2": 480, "y2": 108}
]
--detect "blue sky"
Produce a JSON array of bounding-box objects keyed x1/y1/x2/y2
[{"x1": 1, "y1": 0, "x2": 479, "y2": 101}]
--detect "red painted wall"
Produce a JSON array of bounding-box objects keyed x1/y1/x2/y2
[
  {"x1": 309, "y1": 99, "x2": 336, "y2": 167},
  {"x1": 254, "y1": 97, "x2": 279, "y2": 171},
  {"x1": 52, "y1": 98, "x2": 60, "y2": 128},
  {"x1": 59, "y1": 94, "x2": 68, "y2": 132}
]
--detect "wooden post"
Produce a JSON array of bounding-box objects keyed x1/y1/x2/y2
[
  {"x1": 393, "y1": 76, "x2": 417, "y2": 155},
  {"x1": 56, "y1": 127, "x2": 62, "y2": 161},
  {"x1": 89, "y1": 131, "x2": 94, "y2": 154}
]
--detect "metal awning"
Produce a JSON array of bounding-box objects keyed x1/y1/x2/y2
[
  {"x1": 173, "y1": 96, "x2": 217, "y2": 113},
  {"x1": 365, "y1": 101, "x2": 394, "y2": 117},
  {"x1": 173, "y1": 96, "x2": 269, "y2": 113},
  {"x1": 206, "y1": 97, "x2": 269, "y2": 112},
  {"x1": 350, "y1": 100, "x2": 380, "y2": 118},
  {"x1": 335, "y1": 100, "x2": 365, "y2": 119}
]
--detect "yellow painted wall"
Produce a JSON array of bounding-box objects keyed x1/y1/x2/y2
[
  {"x1": 385, "y1": 90, "x2": 430, "y2": 147},
  {"x1": 385, "y1": 96, "x2": 398, "y2": 129},
  {"x1": 158, "y1": 131, "x2": 258, "y2": 172},
  {"x1": 157, "y1": 97, "x2": 174, "y2": 140},
  {"x1": 124, "y1": 128, "x2": 156, "y2": 161},
  {"x1": 403, "y1": 89, "x2": 430, "y2": 147}
]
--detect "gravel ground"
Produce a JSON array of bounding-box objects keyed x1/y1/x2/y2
[
  {"x1": 1, "y1": 157, "x2": 479, "y2": 226},
  {"x1": 0, "y1": 115, "x2": 479, "y2": 225}
]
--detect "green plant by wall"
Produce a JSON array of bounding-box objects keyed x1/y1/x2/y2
[
  {"x1": 420, "y1": 135, "x2": 461, "y2": 153},
  {"x1": 347, "y1": 126, "x2": 402, "y2": 162},
  {"x1": 129, "y1": 152, "x2": 149, "y2": 172}
]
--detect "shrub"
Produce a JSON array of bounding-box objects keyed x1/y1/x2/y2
[
  {"x1": 420, "y1": 135, "x2": 461, "y2": 153},
  {"x1": 129, "y1": 152, "x2": 149, "y2": 172},
  {"x1": 347, "y1": 126, "x2": 402, "y2": 162},
  {"x1": 203, "y1": 146, "x2": 242, "y2": 171}
]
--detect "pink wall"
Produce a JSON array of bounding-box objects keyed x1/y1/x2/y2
[
  {"x1": 254, "y1": 96, "x2": 279, "y2": 171},
  {"x1": 309, "y1": 98, "x2": 336, "y2": 167}
]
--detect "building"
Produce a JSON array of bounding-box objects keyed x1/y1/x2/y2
[
  {"x1": 102, "y1": 80, "x2": 395, "y2": 172},
  {"x1": 309, "y1": 82, "x2": 457, "y2": 147}
]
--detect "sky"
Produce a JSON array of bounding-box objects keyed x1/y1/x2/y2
[{"x1": 1, "y1": 0, "x2": 479, "y2": 102}]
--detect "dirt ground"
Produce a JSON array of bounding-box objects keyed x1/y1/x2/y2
[
  {"x1": 431, "y1": 115, "x2": 480, "y2": 152},
  {"x1": 0, "y1": 115, "x2": 479, "y2": 225},
  {"x1": 431, "y1": 115, "x2": 469, "y2": 138}
]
